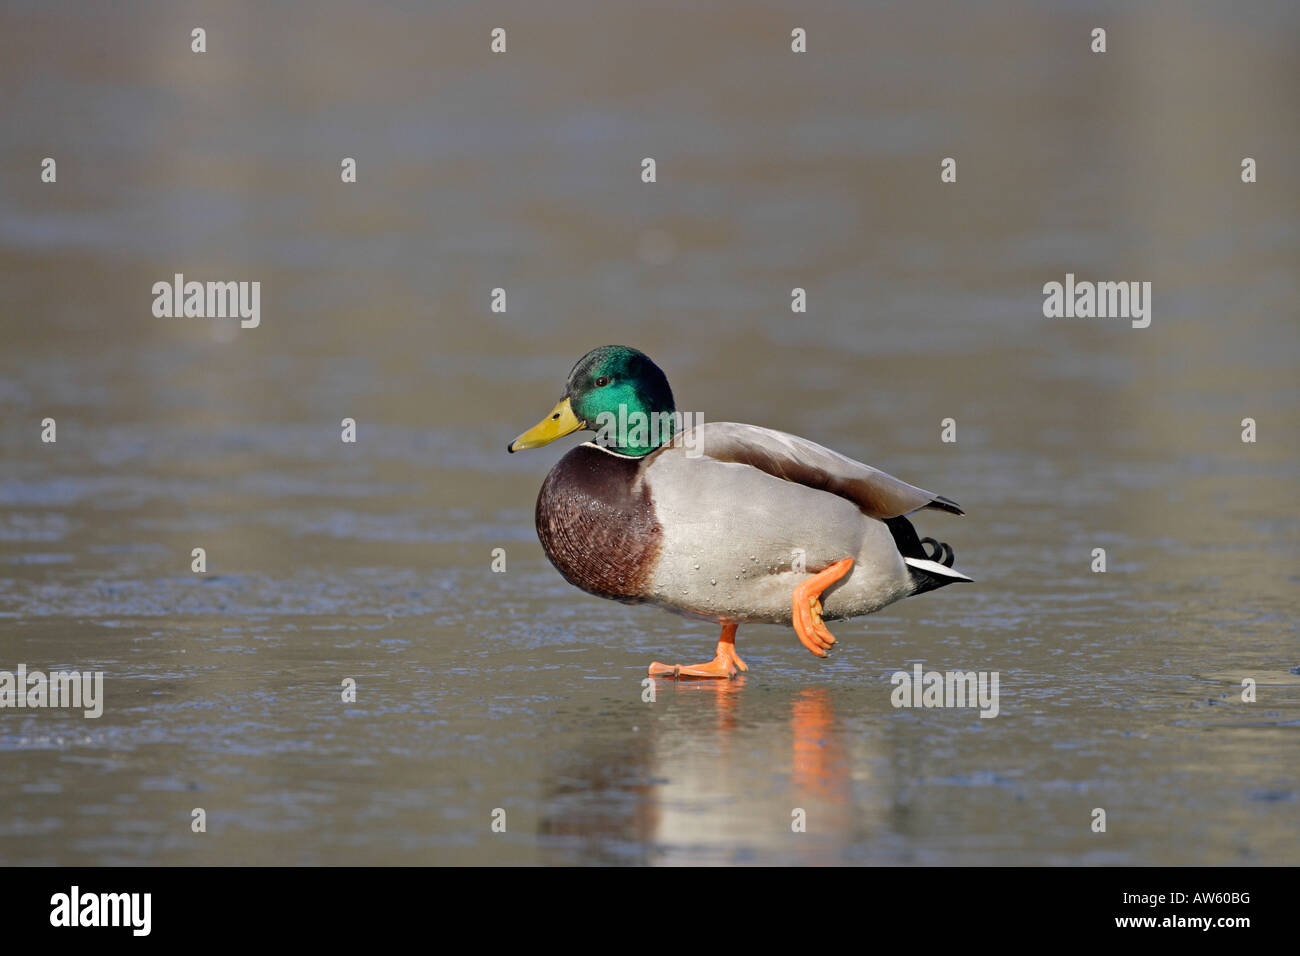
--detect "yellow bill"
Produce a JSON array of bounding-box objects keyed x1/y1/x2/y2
[{"x1": 508, "y1": 397, "x2": 584, "y2": 452}]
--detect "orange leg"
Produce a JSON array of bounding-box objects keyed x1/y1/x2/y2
[
  {"x1": 792, "y1": 558, "x2": 854, "y2": 658},
  {"x1": 648, "y1": 622, "x2": 747, "y2": 679}
]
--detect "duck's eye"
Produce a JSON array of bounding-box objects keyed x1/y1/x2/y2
[{"x1": 595, "y1": 376, "x2": 610, "y2": 387}]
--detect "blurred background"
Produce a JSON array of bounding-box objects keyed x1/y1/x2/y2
[{"x1": 0, "y1": 0, "x2": 1296, "y2": 864}]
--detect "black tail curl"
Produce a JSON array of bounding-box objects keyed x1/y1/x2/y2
[
  {"x1": 883, "y1": 515, "x2": 958, "y2": 564},
  {"x1": 919, "y1": 536, "x2": 955, "y2": 567},
  {"x1": 884, "y1": 514, "x2": 969, "y2": 595}
]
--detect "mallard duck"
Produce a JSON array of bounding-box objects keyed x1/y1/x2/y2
[{"x1": 508, "y1": 346, "x2": 972, "y2": 678}]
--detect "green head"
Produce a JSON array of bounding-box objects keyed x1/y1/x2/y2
[{"x1": 508, "y1": 345, "x2": 677, "y2": 457}]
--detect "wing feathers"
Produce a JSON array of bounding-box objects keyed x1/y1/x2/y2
[{"x1": 674, "y1": 422, "x2": 963, "y2": 520}]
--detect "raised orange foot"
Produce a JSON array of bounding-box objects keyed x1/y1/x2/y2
[{"x1": 792, "y1": 558, "x2": 854, "y2": 657}]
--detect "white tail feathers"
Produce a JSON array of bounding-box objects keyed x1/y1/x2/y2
[{"x1": 904, "y1": 557, "x2": 973, "y2": 583}]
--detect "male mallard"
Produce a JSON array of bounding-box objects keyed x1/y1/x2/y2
[{"x1": 508, "y1": 345, "x2": 971, "y2": 678}]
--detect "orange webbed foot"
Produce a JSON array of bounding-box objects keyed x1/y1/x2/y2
[
  {"x1": 649, "y1": 623, "x2": 746, "y2": 679},
  {"x1": 792, "y1": 558, "x2": 853, "y2": 658}
]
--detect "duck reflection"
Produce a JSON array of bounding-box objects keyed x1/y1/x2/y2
[{"x1": 539, "y1": 682, "x2": 879, "y2": 864}]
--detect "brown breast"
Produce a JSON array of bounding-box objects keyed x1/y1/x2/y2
[{"x1": 535, "y1": 444, "x2": 662, "y2": 601}]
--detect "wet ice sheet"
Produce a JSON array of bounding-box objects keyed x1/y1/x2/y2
[{"x1": 0, "y1": 0, "x2": 1297, "y2": 865}]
